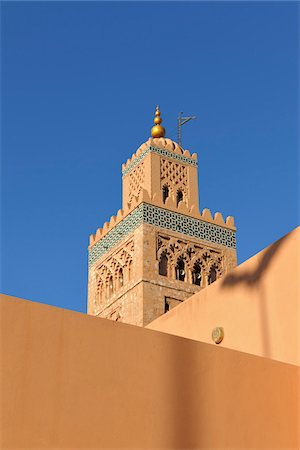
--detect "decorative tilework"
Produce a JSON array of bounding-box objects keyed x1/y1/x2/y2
[
  {"x1": 89, "y1": 203, "x2": 236, "y2": 267},
  {"x1": 122, "y1": 145, "x2": 197, "y2": 177},
  {"x1": 143, "y1": 204, "x2": 236, "y2": 248},
  {"x1": 88, "y1": 205, "x2": 143, "y2": 267},
  {"x1": 123, "y1": 149, "x2": 148, "y2": 177}
]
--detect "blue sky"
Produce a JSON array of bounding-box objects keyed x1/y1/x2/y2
[{"x1": 2, "y1": 2, "x2": 299, "y2": 313}]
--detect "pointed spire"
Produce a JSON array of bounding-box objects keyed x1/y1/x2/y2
[{"x1": 151, "y1": 105, "x2": 166, "y2": 138}]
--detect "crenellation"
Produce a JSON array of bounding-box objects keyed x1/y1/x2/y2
[
  {"x1": 88, "y1": 107, "x2": 237, "y2": 326},
  {"x1": 116, "y1": 209, "x2": 123, "y2": 222},
  {"x1": 190, "y1": 204, "x2": 201, "y2": 218},
  {"x1": 201, "y1": 208, "x2": 213, "y2": 222},
  {"x1": 89, "y1": 202, "x2": 236, "y2": 252},
  {"x1": 164, "y1": 195, "x2": 175, "y2": 209},
  {"x1": 109, "y1": 215, "x2": 117, "y2": 228},
  {"x1": 213, "y1": 212, "x2": 225, "y2": 226},
  {"x1": 226, "y1": 216, "x2": 235, "y2": 227},
  {"x1": 177, "y1": 200, "x2": 189, "y2": 214},
  {"x1": 122, "y1": 139, "x2": 198, "y2": 177}
]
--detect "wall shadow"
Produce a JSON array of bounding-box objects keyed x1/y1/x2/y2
[
  {"x1": 168, "y1": 335, "x2": 206, "y2": 449},
  {"x1": 222, "y1": 233, "x2": 288, "y2": 289},
  {"x1": 167, "y1": 233, "x2": 292, "y2": 446},
  {"x1": 221, "y1": 233, "x2": 290, "y2": 360}
]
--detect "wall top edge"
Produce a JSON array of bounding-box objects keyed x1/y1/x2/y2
[
  {"x1": 88, "y1": 203, "x2": 236, "y2": 268},
  {"x1": 122, "y1": 145, "x2": 198, "y2": 177}
]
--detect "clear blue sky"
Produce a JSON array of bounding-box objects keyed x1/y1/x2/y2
[{"x1": 2, "y1": 2, "x2": 299, "y2": 313}]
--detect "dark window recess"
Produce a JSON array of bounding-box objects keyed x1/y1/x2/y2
[
  {"x1": 162, "y1": 185, "x2": 169, "y2": 204},
  {"x1": 176, "y1": 190, "x2": 183, "y2": 206},
  {"x1": 128, "y1": 260, "x2": 133, "y2": 280},
  {"x1": 119, "y1": 268, "x2": 124, "y2": 287},
  {"x1": 164, "y1": 300, "x2": 170, "y2": 313},
  {"x1": 176, "y1": 259, "x2": 185, "y2": 281},
  {"x1": 208, "y1": 267, "x2": 217, "y2": 285},
  {"x1": 159, "y1": 254, "x2": 168, "y2": 276},
  {"x1": 192, "y1": 263, "x2": 202, "y2": 286},
  {"x1": 109, "y1": 276, "x2": 113, "y2": 295}
]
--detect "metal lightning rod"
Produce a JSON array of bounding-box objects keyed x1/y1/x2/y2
[{"x1": 177, "y1": 112, "x2": 196, "y2": 147}]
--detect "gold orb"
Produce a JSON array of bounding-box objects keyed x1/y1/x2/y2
[
  {"x1": 154, "y1": 116, "x2": 161, "y2": 125},
  {"x1": 151, "y1": 124, "x2": 165, "y2": 138}
]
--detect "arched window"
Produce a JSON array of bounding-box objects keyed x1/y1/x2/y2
[
  {"x1": 208, "y1": 267, "x2": 217, "y2": 285},
  {"x1": 118, "y1": 268, "x2": 124, "y2": 288},
  {"x1": 128, "y1": 260, "x2": 133, "y2": 281},
  {"x1": 162, "y1": 185, "x2": 169, "y2": 204},
  {"x1": 192, "y1": 263, "x2": 202, "y2": 286},
  {"x1": 176, "y1": 189, "x2": 183, "y2": 206},
  {"x1": 159, "y1": 253, "x2": 168, "y2": 276},
  {"x1": 109, "y1": 276, "x2": 114, "y2": 296},
  {"x1": 176, "y1": 258, "x2": 185, "y2": 281}
]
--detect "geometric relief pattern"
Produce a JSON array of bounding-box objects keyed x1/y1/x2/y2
[
  {"x1": 157, "y1": 234, "x2": 224, "y2": 286},
  {"x1": 89, "y1": 203, "x2": 236, "y2": 267},
  {"x1": 129, "y1": 162, "x2": 144, "y2": 202},
  {"x1": 160, "y1": 158, "x2": 188, "y2": 199},
  {"x1": 122, "y1": 145, "x2": 197, "y2": 177},
  {"x1": 161, "y1": 159, "x2": 187, "y2": 187},
  {"x1": 93, "y1": 241, "x2": 134, "y2": 316},
  {"x1": 89, "y1": 205, "x2": 143, "y2": 267}
]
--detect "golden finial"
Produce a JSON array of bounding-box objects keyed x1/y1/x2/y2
[{"x1": 151, "y1": 105, "x2": 165, "y2": 138}]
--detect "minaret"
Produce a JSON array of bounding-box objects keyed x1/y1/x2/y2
[{"x1": 87, "y1": 107, "x2": 237, "y2": 326}]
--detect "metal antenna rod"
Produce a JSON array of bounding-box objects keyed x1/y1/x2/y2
[{"x1": 177, "y1": 112, "x2": 196, "y2": 147}]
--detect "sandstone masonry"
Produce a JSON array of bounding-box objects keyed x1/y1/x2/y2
[{"x1": 87, "y1": 111, "x2": 237, "y2": 326}]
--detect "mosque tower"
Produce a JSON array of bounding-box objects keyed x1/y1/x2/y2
[{"x1": 87, "y1": 107, "x2": 237, "y2": 326}]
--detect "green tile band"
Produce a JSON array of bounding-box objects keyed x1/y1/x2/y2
[
  {"x1": 122, "y1": 145, "x2": 197, "y2": 177},
  {"x1": 89, "y1": 203, "x2": 236, "y2": 267}
]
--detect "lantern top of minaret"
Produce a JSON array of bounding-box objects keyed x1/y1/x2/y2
[{"x1": 151, "y1": 105, "x2": 166, "y2": 138}]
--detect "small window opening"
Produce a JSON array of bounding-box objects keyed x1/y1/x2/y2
[
  {"x1": 176, "y1": 259, "x2": 185, "y2": 281},
  {"x1": 159, "y1": 254, "x2": 168, "y2": 276},
  {"x1": 176, "y1": 190, "x2": 183, "y2": 206},
  {"x1": 118, "y1": 268, "x2": 124, "y2": 288},
  {"x1": 164, "y1": 299, "x2": 170, "y2": 313},
  {"x1": 109, "y1": 276, "x2": 113, "y2": 295},
  {"x1": 192, "y1": 263, "x2": 202, "y2": 286},
  {"x1": 128, "y1": 260, "x2": 133, "y2": 281},
  {"x1": 208, "y1": 267, "x2": 217, "y2": 285},
  {"x1": 163, "y1": 185, "x2": 169, "y2": 204}
]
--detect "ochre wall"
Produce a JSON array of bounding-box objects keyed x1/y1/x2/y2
[
  {"x1": 147, "y1": 227, "x2": 300, "y2": 366},
  {"x1": 1, "y1": 294, "x2": 299, "y2": 449}
]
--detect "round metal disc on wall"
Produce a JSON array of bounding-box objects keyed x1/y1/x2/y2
[{"x1": 212, "y1": 327, "x2": 224, "y2": 344}]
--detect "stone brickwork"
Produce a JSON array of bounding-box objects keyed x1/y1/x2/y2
[
  {"x1": 140, "y1": 223, "x2": 236, "y2": 325},
  {"x1": 88, "y1": 220, "x2": 237, "y2": 326},
  {"x1": 88, "y1": 230, "x2": 145, "y2": 326},
  {"x1": 88, "y1": 130, "x2": 237, "y2": 326},
  {"x1": 88, "y1": 203, "x2": 236, "y2": 267}
]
